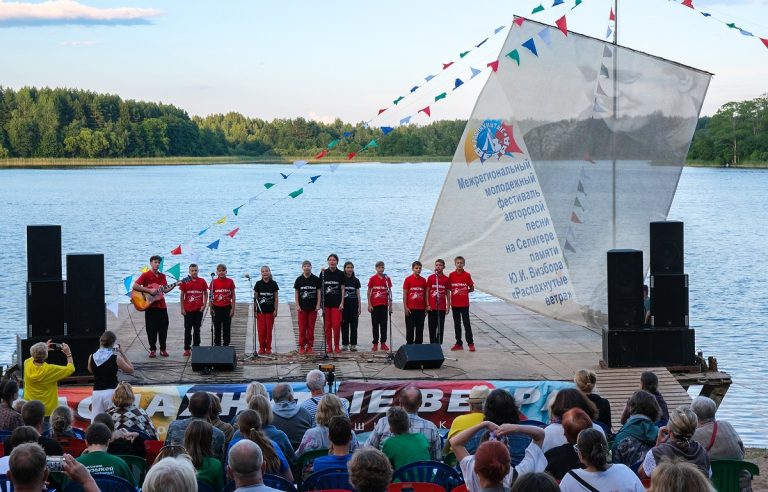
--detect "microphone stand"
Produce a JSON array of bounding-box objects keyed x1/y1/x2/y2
[
  {"x1": 436, "y1": 273, "x2": 445, "y2": 345},
  {"x1": 209, "y1": 273, "x2": 216, "y2": 347},
  {"x1": 320, "y1": 269, "x2": 329, "y2": 360},
  {"x1": 385, "y1": 274, "x2": 395, "y2": 363}
]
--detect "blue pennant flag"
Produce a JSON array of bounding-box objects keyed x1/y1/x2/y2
[
  {"x1": 123, "y1": 275, "x2": 133, "y2": 294},
  {"x1": 453, "y1": 78, "x2": 464, "y2": 90},
  {"x1": 522, "y1": 38, "x2": 538, "y2": 56},
  {"x1": 552, "y1": 0, "x2": 564, "y2": 5},
  {"x1": 308, "y1": 175, "x2": 321, "y2": 184},
  {"x1": 701, "y1": 11, "x2": 711, "y2": 17},
  {"x1": 410, "y1": 85, "x2": 420, "y2": 93},
  {"x1": 470, "y1": 67, "x2": 482, "y2": 79},
  {"x1": 739, "y1": 28, "x2": 754, "y2": 37},
  {"x1": 494, "y1": 25, "x2": 504, "y2": 34},
  {"x1": 400, "y1": 116, "x2": 412, "y2": 125},
  {"x1": 342, "y1": 131, "x2": 353, "y2": 138},
  {"x1": 198, "y1": 227, "x2": 209, "y2": 236},
  {"x1": 424, "y1": 74, "x2": 436, "y2": 82},
  {"x1": 538, "y1": 27, "x2": 552, "y2": 46},
  {"x1": 280, "y1": 172, "x2": 290, "y2": 179},
  {"x1": 381, "y1": 126, "x2": 394, "y2": 135},
  {"x1": 475, "y1": 37, "x2": 489, "y2": 48},
  {"x1": 330, "y1": 164, "x2": 339, "y2": 172},
  {"x1": 207, "y1": 239, "x2": 220, "y2": 250}
]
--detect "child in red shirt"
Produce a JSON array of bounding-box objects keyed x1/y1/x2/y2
[
  {"x1": 367, "y1": 261, "x2": 392, "y2": 352},
  {"x1": 133, "y1": 255, "x2": 175, "y2": 357},
  {"x1": 449, "y1": 256, "x2": 475, "y2": 351},
  {"x1": 426, "y1": 259, "x2": 451, "y2": 345},
  {"x1": 179, "y1": 263, "x2": 208, "y2": 356},
  {"x1": 210, "y1": 263, "x2": 236, "y2": 346},
  {"x1": 403, "y1": 261, "x2": 428, "y2": 344}
]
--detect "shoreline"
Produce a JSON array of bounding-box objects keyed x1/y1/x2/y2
[{"x1": 2, "y1": 157, "x2": 767, "y2": 169}]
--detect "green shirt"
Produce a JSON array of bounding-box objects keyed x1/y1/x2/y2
[
  {"x1": 196, "y1": 456, "x2": 224, "y2": 491},
  {"x1": 76, "y1": 451, "x2": 135, "y2": 485},
  {"x1": 381, "y1": 432, "x2": 431, "y2": 470}
]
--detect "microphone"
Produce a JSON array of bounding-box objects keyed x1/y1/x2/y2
[
  {"x1": 243, "y1": 273, "x2": 251, "y2": 279},
  {"x1": 210, "y1": 273, "x2": 215, "y2": 278}
]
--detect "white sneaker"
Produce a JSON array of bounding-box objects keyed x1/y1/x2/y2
[
  {"x1": 342, "y1": 345, "x2": 349, "y2": 351},
  {"x1": 350, "y1": 345, "x2": 358, "y2": 352}
]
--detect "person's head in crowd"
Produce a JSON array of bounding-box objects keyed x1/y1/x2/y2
[
  {"x1": 399, "y1": 386, "x2": 423, "y2": 414},
  {"x1": 467, "y1": 385, "x2": 490, "y2": 413},
  {"x1": 228, "y1": 439, "x2": 265, "y2": 487},
  {"x1": 667, "y1": 406, "x2": 698, "y2": 445},
  {"x1": 628, "y1": 390, "x2": 662, "y2": 422},
  {"x1": 327, "y1": 415, "x2": 353, "y2": 448},
  {"x1": 306, "y1": 369, "x2": 327, "y2": 396},
  {"x1": 153, "y1": 445, "x2": 190, "y2": 466},
  {"x1": 474, "y1": 440, "x2": 510, "y2": 489},
  {"x1": 8, "y1": 442, "x2": 47, "y2": 490},
  {"x1": 99, "y1": 330, "x2": 117, "y2": 348},
  {"x1": 92, "y1": 412, "x2": 115, "y2": 432},
  {"x1": 13, "y1": 399, "x2": 27, "y2": 413},
  {"x1": 574, "y1": 369, "x2": 598, "y2": 395},
  {"x1": 316, "y1": 394, "x2": 345, "y2": 427},
  {"x1": 641, "y1": 371, "x2": 660, "y2": 393},
  {"x1": 244, "y1": 382, "x2": 269, "y2": 405},
  {"x1": 510, "y1": 472, "x2": 561, "y2": 492},
  {"x1": 183, "y1": 420, "x2": 214, "y2": 470},
  {"x1": 187, "y1": 391, "x2": 211, "y2": 418},
  {"x1": 348, "y1": 449, "x2": 392, "y2": 492},
  {"x1": 248, "y1": 394, "x2": 274, "y2": 426},
  {"x1": 21, "y1": 400, "x2": 45, "y2": 430},
  {"x1": 272, "y1": 383, "x2": 294, "y2": 403},
  {"x1": 387, "y1": 407, "x2": 410, "y2": 436},
  {"x1": 112, "y1": 382, "x2": 136, "y2": 409},
  {"x1": 690, "y1": 396, "x2": 717, "y2": 425},
  {"x1": 30, "y1": 342, "x2": 49, "y2": 363},
  {"x1": 650, "y1": 459, "x2": 716, "y2": 492},
  {"x1": 575, "y1": 428, "x2": 610, "y2": 471},
  {"x1": 484, "y1": 388, "x2": 521, "y2": 425},
  {"x1": 237, "y1": 409, "x2": 280, "y2": 472},
  {"x1": 143, "y1": 455, "x2": 198, "y2": 492},
  {"x1": 9, "y1": 426, "x2": 39, "y2": 447},
  {"x1": 1, "y1": 380, "x2": 19, "y2": 405},
  {"x1": 550, "y1": 388, "x2": 598, "y2": 421},
  {"x1": 208, "y1": 393, "x2": 224, "y2": 422},
  {"x1": 51, "y1": 405, "x2": 74, "y2": 436},
  {"x1": 84, "y1": 422, "x2": 112, "y2": 450},
  {"x1": 562, "y1": 408, "x2": 593, "y2": 445}
]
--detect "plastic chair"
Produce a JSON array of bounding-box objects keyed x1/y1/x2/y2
[
  {"x1": 116, "y1": 455, "x2": 148, "y2": 485},
  {"x1": 0, "y1": 473, "x2": 12, "y2": 492},
  {"x1": 392, "y1": 461, "x2": 464, "y2": 490},
  {"x1": 63, "y1": 474, "x2": 136, "y2": 492},
  {"x1": 0, "y1": 431, "x2": 11, "y2": 440},
  {"x1": 264, "y1": 473, "x2": 299, "y2": 491},
  {"x1": 449, "y1": 485, "x2": 467, "y2": 492},
  {"x1": 55, "y1": 437, "x2": 87, "y2": 457},
  {"x1": 197, "y1": 480, "x2": 217, "y2": 492},
  {"x1": 711, "y1": 459, "x2": 760, "y2": 492},
  {"x1": 388, "y1": 482, "x2": 446, "y2": 492},
  {"x1": 519, "y1": 419, "x2": 548, "y2": 428},
  {"x1": 143, "y1": 440, "x2": 164, "y2": 467},
  {"x1": 301, "y1": 469, "x2": 353, "y2": 491},
  {"x1": 295, "y1": 448, "x2": 329, "y2": 486}
]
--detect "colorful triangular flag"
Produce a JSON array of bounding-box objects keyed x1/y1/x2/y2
[
  {"x1": 552, "y1": 0, "x2": 564, "y2": 5},
  {"x1": 762, "y1": 38, "x2": 768, "y2": 49},
  {"x1": 435, "y1": 92, "x2": 447, "y2": 102},
  {"x1": 506, "y1": 49, "x2": 521, "y2": 66},
  {"x1": 198, "y1": 227, "x2": 209, "y2": 236},
  {"x1": 739, "y1": 28, "x2": 753, "y2": 37},
  {"x1": 308, "y1": 175, "x2": 321, "y2": 183},
  {"x1": 410, "y1": 85, "x2": 420, "y2": 93},
  {"x1": 165, "y1": 263, "x2": 181, "y2": 280},
  {"x1": 123, "y1": 275, "x2": 133, "y2": 294},
  {"x1": 381, "y1": 127, "x2": 394, "y2": 135},
  {"x1": 532, "y1": 4, "x2": 545, "y2": 14},
  {"x1": 216, "y1": 216, "x2": 227, "y2": 224},
  {"x1": 555, "y1": 16, "x2": 568, "y2": 36},
  {"x1": 577, "y1": 181, "x2": 586, "y2": 194},
  {"x1": 293, "y1": 160, "x2": 307, "y2": 168},
  {"x1": 227, "y1": 227, "x2": 240, "y2": 238},
  {"x1": 327, "y1": 139, "x2": 340, "y2": 149},
  {"x1": 459, "y1": 51, "x2": 470, "y2": 58},
  {"x1": 522, "y1": 38, "x2": 538, "y2": 56},
  {"x1": 600, "y1": 64, "x2": 609, "y2": 78},
  {"x1": 170, "y1": 245, "x2": 182, "y2": 255},
  {"x1": 314, "y1": 149, "x2": 328, "y2": 159},
  {"x1": 538, "y1": 27, "x2": 552, "y2": 46},
  {"x1": 700, "y1": 11, "x2": 711, "y2": 17},
  {"x1": 107, "y1": 301, "x2": 119, "y2": 318},
  {"x1": 564, "y1": 240, "x2": 576, "y2": 253},
  {"x1": 494, "y1": 26, "x2": 504, "y2": 34},
  {"x1": 207, "y1": 239, "x2": 220, "y2": 250},
  {"x1": 233, "y1": 204, "x2": 244, "y2": 216},
  {"x1": 400, "y1": 116, "x2": 412, "y2": 125},
  {"x1": 596, "y1": 84, "x2": 607, "y2": 96},
  {"x1": 570, "y1": 211, "x2": 583, "y2": 224},
  {"x1": 365, "y1": 139, "x2": 378, "y2": 149},
  {"x1": 280, "y1": 172, "x2": 291, "y2": 179},
  {"x1": 603, "y1": 45, "x2": 613, "y2": 58},
  {"x1": 470, "y1": 67, "x2": 482, "y2": 78},
  {"x1": 425, "y1": 74, "x2": 436, "y2": 82},
  {"x1": 574, "y1": 197, "x2": 584, "y2": 210},
  {"x1": 487, "y1": 60, "x2": 500, "y2": 72},
  {"x1": 342, "y1": 131, "x2": 353, "y2": 138},
  {"x1": 476, "y1": 38, "x2": 489, "y2": 48},
  {"x1": 377, "y1": 108, "x2": 387, "y2": 115},
  {"x1": 264, "y1": 182, "x2": 275, "y2": 189},
  {"x1": 289, "y1": 188, "x2": 304, "y2": 198},
  {"x1": 347, "y1": 152, "x2": 357, "y2": 160},
  {"x1": 393, "y1": 96, "x2": 405, "y2": 105},
  {"x1": 453, "y1": 78, "x2": 464, "y2": 90},
  {"x1": 418, "y1": 106, "x2": 431, "y2": 117},
  {"x1": 514, "y1": 17, "x2": 525, "y2": 27},
  {"x1": 330, "y1": 164, "x2": 340, "y2": 172},
  {"x1": 681, "y1": 0, "x2": 694, "y2": 8},
  {"x1": 606, "y1": 26, "x2": 613, "y2": 39},
  {"x1": 609, "y1": 8, "x2": 615, "y2": 20}
]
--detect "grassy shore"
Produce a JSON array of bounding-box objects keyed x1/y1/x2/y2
[{"x1": 687, "y1": 160, "x2": 768, "y2": 169}]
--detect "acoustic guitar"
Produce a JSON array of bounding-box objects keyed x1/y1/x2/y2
[{"x1": 131, "y1": 276, "x2": 192, "y2": 311}]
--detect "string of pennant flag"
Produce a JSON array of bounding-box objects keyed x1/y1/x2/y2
[{"x1": 673, "y1": 0, "x2": 768, "y2": 50}]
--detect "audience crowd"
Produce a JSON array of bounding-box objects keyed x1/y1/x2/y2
[{"x1": 0, "y1": 346, "x2": 754, "y2": 492}]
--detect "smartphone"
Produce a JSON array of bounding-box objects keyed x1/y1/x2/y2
[{"x1": 46, "y1": 456, "x2": 65, "y2": 472}]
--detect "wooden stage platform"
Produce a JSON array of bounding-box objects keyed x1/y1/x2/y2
[{"x1": 109, "y1": 301, "x2": 696, "y2": 430}]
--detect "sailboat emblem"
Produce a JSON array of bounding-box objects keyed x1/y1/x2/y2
[{"x1": 470, "y1": 119, "x2": 522, "y2": 163}]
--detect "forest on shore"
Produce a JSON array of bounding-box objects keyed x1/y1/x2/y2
[{"x1": 0, "y1": 86, "x2": 765, "y2": 166}]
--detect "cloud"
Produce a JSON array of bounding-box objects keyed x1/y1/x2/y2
[
  {"x1": 308, "y1": 111, "x2": 338, "y2": 124},
  {"x1": 59, "y1": 39, "x2": 96, "y2": 46},
  {"x1": 0, "y1": 0, "x2": 163, "y2": 27}
]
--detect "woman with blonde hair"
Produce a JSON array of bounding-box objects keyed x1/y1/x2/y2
[
  {"x1": 23, "y1": 340, "x2": 74, "y2": 415},
  {"x1": 234, "y1": 409, "x2": 293, "y2": 481},
  {"x1": 244, "y1": 381, "x2": 268, "y2": 404},
  {"x1": 183, "y1": 420, "x2": 224, "y2": 491},
  {"x1": 248, "y1": 394, "x2": 295, "y2": 466},
  {"x1": 106, "y1": 382, "x2": 157, "y2": 439},
  {"x1": 297, "y1": 393, "x2": 360, "y2": 455},
  {"x1": 639, "y1": 405, "x2": 710, "y2": 479},
  {"x1": 650, "y1": 460, "x2": 715, "y2": 492},
  {"x1": 209, "y1": 394, "x2": 234, "y2": 442},
  {"x1": 574, "y1": 369, "x2": 611, "y2": 432}
]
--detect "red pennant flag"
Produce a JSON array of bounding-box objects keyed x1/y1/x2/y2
[
  {"x1": 347, "y1": 152, "x2": 357, "y2": 160},
  {"x1": 609, "y1": 8, "x2": 615, "y2": 20},
  {"x1": 571, "y1": 211, "x2": 583, "y2": 224},
  {"x1": 487, "y1": 60, "x2": 500, "y2": 72},
  {"x1": 443, "y1": 61, "x2": 454, "y2": 70},
  {"x1": 681, "y1": 0, "x2": 694, "y2": 8},
  {"x1": 418, "y1": 106, "x2": 431, "y2": 117},
  {"x1": 761, "y1": 37, "x2": 768, "y2": 49},
  {"x1": 314, "y1": 149, "x2": 328, "y2": 159},
  {"x1": 556, "y1": 16, "x2": 568, "y2": 36},
  {"x1": 170, "y1": 245, "x2": 182, "y2": 255},
  {"x1": 378, "y1": 108, "x2": 387, "y2": 115},
  {"x1": 513, "y1": 17, "x2": 525, "y2": 27},
  {"x1": 227, "y1": 227, "x2": 240, "y2": 238}
]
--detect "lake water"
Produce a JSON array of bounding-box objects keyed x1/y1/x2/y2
[{"x1": 0, "y1": 163, "x2": 766, "y2": 446}]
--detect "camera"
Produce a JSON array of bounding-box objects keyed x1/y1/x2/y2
[
  {"x1": 46, "y1": 456, "x2": 65, "y2": 472},
  {"x1": 49, "y1": 343, "x2": 63, "y2": 351},
  {"x1": 112, "y1": 343, "x2": 121, "y2": 352}
]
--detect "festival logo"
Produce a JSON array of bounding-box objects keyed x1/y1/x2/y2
[{"x1": 464, "y1": 119, "x2": 524, "y2": 164}]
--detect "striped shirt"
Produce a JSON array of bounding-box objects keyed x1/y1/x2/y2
[{"x1": 300, "y1": 394, "x2": 350, "y2": 425}]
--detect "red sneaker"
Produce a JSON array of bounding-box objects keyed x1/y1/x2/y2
[
  {"x1": 265, "y1": 348, "x2": 272, "y2": 355},
  {"x1": 334, "y1": 347, "x2": 342, "y2": 353},
  {"x1": 380, "y1": 343, "x2": 390, "y2": 351},
  {"x1": 371, "y1": 344, "x2": 379, "y2": 352},
  {"x1": 159, "y1": 350, "x2": 169, "y2": 357},
  {"x1": 258, "y1": 348, "x2": 266, "y2": 354},
  {"x1": 468, "y1": 344, "x2": 476, "y2": 352},
  {"x1": 298, "y1": 347, "x2": 306, "y2": 355},
  {"x1": 306, "y1": 347, "x2": 314, "y2": 354},
  {"x1": 183, "y1": 349, "x2": 191, "y2": 357},
  {"x1": 450, "y1": 344, "x2": 463, "y2": 351},
  {"x1": 148, "y1": 350, "x2": 156, "y2": 358}
]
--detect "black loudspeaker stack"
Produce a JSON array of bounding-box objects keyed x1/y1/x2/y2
[
  {"x1": 27, "y1": 225, "x2": 67, "y2": 337},
  {"x1": 394, "y1": 344, "x2": 445, "y2": 370},
  {"x1": 66, "y1": 253, "x2": 107, "y2": 336},
  {"x1": 191, "y1": 347, "x2": 237, "y2": 372},
  {"x1": 603, "y1": 221, "x2": 695, "y2": 368}
]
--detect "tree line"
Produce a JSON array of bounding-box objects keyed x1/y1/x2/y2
[{"x1": 0, "y1": 86, "x2": 463, "y2": 159}]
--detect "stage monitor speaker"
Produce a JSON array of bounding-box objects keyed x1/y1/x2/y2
[
  {"x1": 394, "y1": 344, "x2": 445, "y2": 370},
  {"x1": 602, "y1": 327, "x2": 695, "y2": 368},
  {"x1": 27, "y1": 225, "x2": 62, "y2": 281},
  {"x1": 18, "y1": 335, "x2": 100, "y2": 378},
  {"x1": 607, "y1": 249, "x2": 644, "y2": 329},
  {"x1": 27, "y1": 280, "x2": 67, "y2": 337},
  {"x1": 651, "y1": 274, "x2": 689, "y2": 328},
  {"x1": 191, "y1": 346, "x2": 237, "y2": 372},
  {"x1": 650, "y1": 221, "x2": 684, "y2": 275},
  {"x1": 66, "y1": 253, "x2": 106, "y2": 336}
]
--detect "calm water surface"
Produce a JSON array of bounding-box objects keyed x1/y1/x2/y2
[{"x1": 0, "y1": 164, "x2": 765, "y2": 446}]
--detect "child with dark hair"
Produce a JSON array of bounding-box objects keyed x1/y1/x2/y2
[
  {"x1": 312, "y1": 416, "x2": 354, "y2": 473},
  {"x1": 322, "y1": 253, "x2": 346, "y2": 353},
  {"x1": 403, "y1": 260, "x2": 428, "y2": 344},
  {"x1": 341, "y1": 261, "x2": 361, "y2": 351},
  {"x1": 620, "y1": 371, "x2": 670, "y2": 425},
  {"x1": 449, "y1": 255, "x2": 475, "y2": 351},
  {"x1": 543, "y1": 388, "x2": 604, "y2": 452},
  {"x1": 210, "y1": 263, "x2": 236, "y2": 347},
  {"x1": 294, "y1": 260, "x2": 321, "y2": 354},
  {"x1": 381, "y1": 407, "x2": 430, "y2": 469},
  {"x1": 77, "y1": 423, "x2": 135, "y2": 485},
  {"x1": 466, "y1": 389, "x2": 530, "y2": 466},
  {"x1": 510, "y1": 472, "x2": 560, "y2": 492},
  {"x1": 367, "y1": 261, "x2": 392, "y2": 351}
]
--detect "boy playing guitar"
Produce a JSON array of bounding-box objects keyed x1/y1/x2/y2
[{"x1": 132, "y1": 255, "x2": 177, "y2": 358}]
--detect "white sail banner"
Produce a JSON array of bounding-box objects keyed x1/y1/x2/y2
[{"x1": 421, "y1": 20, "x2": 711, "y2": 327}]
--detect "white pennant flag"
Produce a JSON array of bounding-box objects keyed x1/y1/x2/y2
[
  {"x1": 107, "y1": 301, "x2": 120, "y2": 318},
  {"x1": 293, "y1": 160, "x2": 307, "y2": 168}
]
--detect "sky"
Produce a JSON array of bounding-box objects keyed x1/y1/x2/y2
[{"x1": 0, "y1": 0, "x2": 766, "y2": 123}]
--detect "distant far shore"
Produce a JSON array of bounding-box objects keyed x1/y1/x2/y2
[{"x1": 1, "y1": 156, "x2": 767, "y2": 169}]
